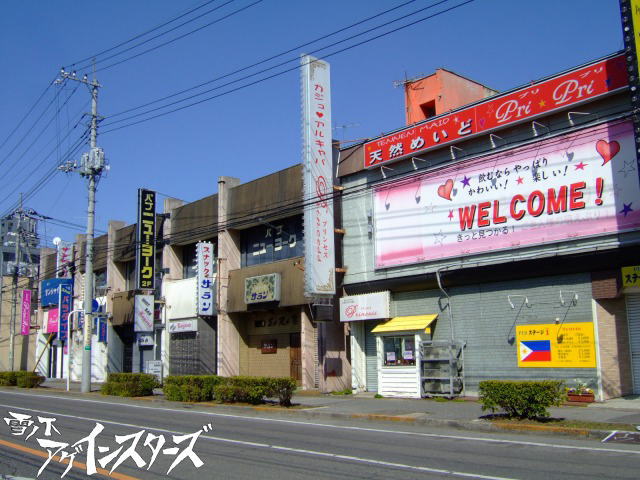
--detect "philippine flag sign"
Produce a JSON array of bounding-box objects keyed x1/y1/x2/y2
[
  {"x1": 519, "y1": 340, "x2": 551, "y2": 363},
  {"x1": 515, "y1": 322, "x2": 596, "y2": 368}
]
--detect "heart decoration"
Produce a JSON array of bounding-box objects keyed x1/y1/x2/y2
[
  {"x1": 437, "y1": 179, "x2": 454, "y2": 201},
  {"x1": 479, "y1": 118, "x2": 486, "y2": 129},
  {"x1": 566, "y1": 151, "x2": 574, "y2": 162},
  {"x1": 316, "y1": 111, "x2": 324, "y2": 118},
  {"x1": 596, "y1": 139, "x2": 620, "y2": 166}
]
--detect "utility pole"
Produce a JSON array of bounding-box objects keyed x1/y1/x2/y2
[
  {"x1": 8, "y1": 194, "x2": 23, "y2": 371},
  {"x1": 57, "y1": 65, "x2": 106, "y2": 393}
]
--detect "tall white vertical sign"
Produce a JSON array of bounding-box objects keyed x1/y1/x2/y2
[
  {"x1": 196, "y1": 241, "x2": 215, "y2": 316},
  {"x1": 301, "y1": 55, "x2": 335, "y2": 296},
  {"x1": 56, "y1": 241, "x2": 73, "y2": 278}
]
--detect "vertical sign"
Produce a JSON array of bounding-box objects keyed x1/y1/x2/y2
[
  {"x1": 56, "y1": 241, "x2": 73, "y2": 278},
  {"x1": 98, "y1": 318, "x2": 108, "y2": 343},
  {"x1": 621, "y1": 0, "x2": 640, "y2": 163},
  {"x1": 20, "y1": 289, "x2": 31, "y2": 335},
  {"x1": 134, "y1": 294, "x2": 154, "y2": 332},
  {"x1": 58, "y1": 283, "x2": 72, "y2": 342},
  {"x1": 196, "y1": 241, "x2": 215, "y2": 316},
  {"x1": 136, "y1": 189, "x2": 156, "y2": 290},
  {"x1": 301, "y1": 54, "x2": 335, "y2": 296},
  {"x1": 46, "y1": 308, "x2": 59, "y2": 334}
]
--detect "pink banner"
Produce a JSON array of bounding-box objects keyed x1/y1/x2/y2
[
  {"x1": 374, "y1": 120, "x2": 640, "y2": 268},
  {"x1": 46, "y1": 308, "x2": 59, "y2": 334},
  {"x1": 20, "y1": 289, "x2": 31, "y2": 335}
]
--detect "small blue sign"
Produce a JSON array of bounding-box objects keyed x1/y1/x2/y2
[
  {"x1": 40, "y1": 278, "x2": 73, "y2": 307},
  {"x1": 98, "y1": 318, "x2": 108, "y2": 343}
]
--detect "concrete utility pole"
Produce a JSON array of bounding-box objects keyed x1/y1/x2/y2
[
  {"x1": 8, "y1": 194, "x2": 23, "y2": 371},
  {"x1": 57, "y1": 65, "x2": 106, "y2": 393}
]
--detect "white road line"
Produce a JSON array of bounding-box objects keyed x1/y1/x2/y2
[
  {"x1": 0, "y1": 402, "x2": 516, "y2": 480},
  {"x1": 0, "y1": 391, "x2": 638, "y2": 455}
]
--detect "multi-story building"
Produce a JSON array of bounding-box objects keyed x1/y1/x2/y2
[{"x1": 338, "y1": 52, "x2": 639, "y2": 399}]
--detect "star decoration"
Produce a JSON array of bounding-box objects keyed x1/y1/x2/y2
[
  {"x1": 574, "y1": 162, "x2": 587, "y2": 170},
  {"x1": 620, "y1": 203, "x2": 633, "y2": 217},
  {"x1": 448, "y1": 210, "x2": 454, "y2": 220},
  {"x1": 461, "y1": 175, "x2": 471, "y2": 187},
  {"x1": 516, "y1": 176, "x2": 524, "y2": 185},
  {"x1": 618, "y1": 158, "x2": 637, "y2": 178},
  {"x1": 425, "y1": 202, "x2": 436, "y2": 214},
  {"x1": 538, "y1": 100, "x2": 546, "y2": 108},
  {"x1": 433, "y1": 230, "x2": 446, "y2": 245}
]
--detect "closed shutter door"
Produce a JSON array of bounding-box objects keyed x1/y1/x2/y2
[
  {"x1": 626, "y1": 294, "x2": 640, "y2": 394},
  {"x1": 170, "y1": 331, "x2": 199, "y2": 375},
  {"x1": 365, "y1": 321, "x2": 378, "y2": 392}
]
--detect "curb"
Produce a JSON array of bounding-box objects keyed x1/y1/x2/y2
[{"x1": 0, "y1": 386, "x2": 621, "y2": 440}]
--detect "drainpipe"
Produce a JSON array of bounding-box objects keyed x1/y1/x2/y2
[{"x1": 436, "y1": 268, "x2": 455, "y2": 342}]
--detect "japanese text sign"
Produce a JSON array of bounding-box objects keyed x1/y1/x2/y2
[
  {"x1": 374, "y1": 121, "x2": 640, "y2": 268},
  {"x1": 136, "y1": 188, "x2": 156, "y2": 290},
  {"x1": 134, "y1": 294, "x2": 154, "y2": 333},
  {"x1": 196, "y1": 242, "x2": 215, "y2": 316},
  {"x1": 339, "y1": 291, "x2": 390, "y2": 322},
  {"x1": 58, "y1": 283, "x2": 72, "y2": 341},
  {"x1": 365, "y1": 54, "x2": 628, "y2": 168},
  {"x1": 516, "y1": 322, "x2": 596, "y2": 368},
  {"x1": 56, "y1": 241, "x2": 73, "y2": 278},
  {"x1": 46, "y1": 308, "x2": 59, "y2": 334},
  {"x1": 20, "y1": 289, "x2": 31, "y2": 335},
  {"x1": 244, "y1": 273, "x2": 281, "y2": 304},
  {"x1": 622, "y1": 265, "x2": 640, "y2": 288},
  {"x1": 301, "y1": 54, "x2": 335, "y2": 296}
]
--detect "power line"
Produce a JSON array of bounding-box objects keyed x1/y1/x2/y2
[
  {"x1": 106, "y1": 0, "x2": 422, "y2": 119},
  {"x1": 101, "y1": 0, "x2": 473, "y2": 134},
  {"x1": 67, "y1": 0, "x2": 221, "y2": 69}
]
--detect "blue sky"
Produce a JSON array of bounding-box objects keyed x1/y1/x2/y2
[{"x1": 0, "y1": 0, "x2": 624, "y2": 247}]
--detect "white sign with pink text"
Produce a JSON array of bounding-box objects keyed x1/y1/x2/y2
[
  {"x1": 340, "y1": 291, "x2": 390, "y2": 322},
  {"x1": 374, "y1": 121, "x2": 640, "y2": 268}
]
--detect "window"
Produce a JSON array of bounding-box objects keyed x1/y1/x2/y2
[
  {"x1": 241, "y1": 216, "x2": 303, "y2": 267},
  {"x1": 95, "y1": 269, "x2": 107, "y2": 290},
  {"x1": 383, "y1": 335, "x2": 416, "y2": 366},
  {"x1": 420, "y1": 100, "x2": 436, "y2": 119}
]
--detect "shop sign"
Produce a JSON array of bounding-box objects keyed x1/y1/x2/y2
[
  {"x1": 136, "y1": 188, "x2": 156, "y2": 290},
  {"x1": 244, "y1": 273, "x2": 281, "y2": 304},
  {"x1": 58, "y1": 283, "x2": 72, "y2": 341},
  {"x1": 134, "y1": 294, "x2": 154, "y2": 332},
  {"x1": 339, "y1": 291, "x2": 390, "y2": 322},
  {"x1": 261, "y1": 339, "x2": 277, "y2": 354},
  {"x1": 374, "y1": 121, "x2": 640, "y2": 268},
  {"x1": 196, "y1": 241, "x2": 215, "y2": 316},
  {"x1": 364, "y1": 54, "x2": 628, "y2": 168},
  {"x1": 98, "y1": 318, "x2": 108, "y2": 343},
  {"x1": 40, "y1": 278, "x2": 72, "y2": 307},
  {"x1": 168, "y1": 319, "x2": 198, "y2": 333},
  {"x1": 56, "y1": 241, "x2": 73, "y2": 278},
  {"x1": 144, "y1": 360, "x2": 163, "y2": 381},
  {"x1": 301, "y1": 54, "x2": 336, "y2": 296},
  {"x1": 622, "y1": 265, "x2": 640, "y2": 288},
  {"x1": 20, "y1": 289, "x2": 31, "y2": 335},
  {"x1": 515, "y1": 322, "x2": 596, "y2": 368},
  {"x1": 46, "y1": 308, "x2": 59, "y2": 334},
  {"x1": 137, "y1": 332, "x2": 155, "y2": 346}
]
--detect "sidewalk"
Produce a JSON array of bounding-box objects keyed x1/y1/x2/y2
[{"x1": 32, "y1": 379, "x2": 640, "y2": 438}]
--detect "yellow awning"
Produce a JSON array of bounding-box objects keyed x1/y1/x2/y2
[{"x1": 371, "y1": 314, "x2": 438, "y2": 334}]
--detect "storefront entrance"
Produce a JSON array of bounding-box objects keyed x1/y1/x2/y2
[{"x1": 627, "y1": 293, "x2": 640, "y2": 394}]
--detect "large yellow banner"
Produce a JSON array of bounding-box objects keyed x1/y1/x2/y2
[{"x1": 516, "y1": 322, "x2": 596, "y2": 368}]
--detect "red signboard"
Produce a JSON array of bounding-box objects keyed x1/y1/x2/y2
[{"x1": 364, "y1": 54, "x2": 628, "y2": 168}]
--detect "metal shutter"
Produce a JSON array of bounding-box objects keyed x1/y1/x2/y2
[
  {"x1": 365, "y1": 321, "x2": 378, "y2": 392},
  {"x1": 626, "y1": 294, "x2": 640, "y2": 395}
]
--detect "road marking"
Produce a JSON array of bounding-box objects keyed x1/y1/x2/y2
[
  {"x1": 0, "y1": 404, "x2": 515, "y2": 480},
  {"x1": 0, "y1": 391, "x2": 638, "y2": 455},
  {"x1": 0, "y1": 438, "x2": 140, "y2": 480}
]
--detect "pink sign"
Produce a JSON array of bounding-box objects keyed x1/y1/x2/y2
[
  {"x1": 20, "y1": 289, "x2": 31, "y2": 335},
  {"x1": 46, "y1": 308, "x2": 59, "y2": 334},
  {"x1": 374, "y1": 120, "x2": 640, "y2": 268},
  {"x1": 365, "y1": 54, "x2": 628, "y2": 168}
]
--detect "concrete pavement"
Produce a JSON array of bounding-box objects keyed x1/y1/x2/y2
[{"x1": 29, "y1": 378, "x2": 640, "y2": 438}]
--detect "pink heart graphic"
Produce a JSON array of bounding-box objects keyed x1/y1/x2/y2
[
  {"x1": 316, "y1": 111, "x2": 324, "y2": 118},
  {"x1": 596, "y1": 139, "x2": 620, "y2": 165},
  {"x1": 479, "y1": 118, "x2": 486, "y2": 128},
  {"x1": 437, "y1": 179, "x2": 454, "y2": 201}
]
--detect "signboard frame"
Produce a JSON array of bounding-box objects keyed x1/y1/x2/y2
[{"x1": 136, "y1": 188, "x2": 156, "y2": 290}]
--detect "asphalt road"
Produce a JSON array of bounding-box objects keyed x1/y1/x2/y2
[{"x1": 0, "y1": 390, "x2": 638, "y2": 480}]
